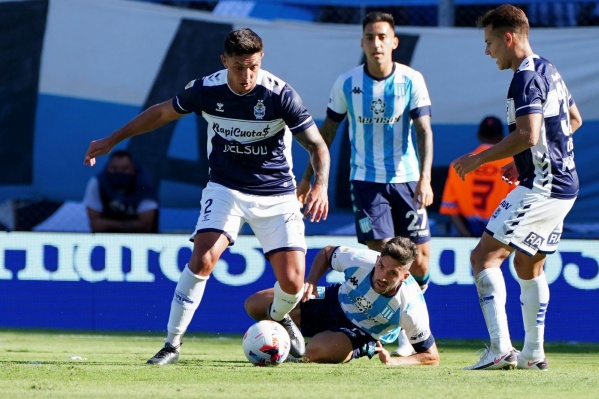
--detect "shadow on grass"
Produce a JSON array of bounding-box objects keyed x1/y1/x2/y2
[{"x1": 437, "y1": 339, "x2": 599, "y2": 354}]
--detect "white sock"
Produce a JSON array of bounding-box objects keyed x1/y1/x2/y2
[
  {"x1": 166, "y1": 264, "x2": 209, "y2": 348},
  {"x1": 475, "y1": 268, "x2": 512, "y2": 354},
  {"x1": 268, "y1": 281, "x2": 303, "y2": 321},
  {"x1": 518, "y1": 273, "x2": 549, "y2": 360}
]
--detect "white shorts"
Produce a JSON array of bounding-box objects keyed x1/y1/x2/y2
[
  {"x1": 485, "y1": 185, "x2": 575, "y2": 256},
  {"x1": 191, "y1": 182, "x2": 306, "y2": 256}
]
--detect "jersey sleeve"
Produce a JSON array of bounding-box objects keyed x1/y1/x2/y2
[
  {"x1": 279, "y1": 83, "x2": 315, "y2": 134},
  {"x1": 330, "y1": 246, "x2": 377, "y2": 274},
  {"x1": 400, "y1": 293, "x2": 435, "y2": 352},
  {"x1": 511, "y1": 70, "x2": 546, "y2": 118},
  {"x1": 326, "y1": 74, "x2": 348, "y2": 121},
  {"x1": 172, "y1": 78, "x2": 202, "y2": 114},
  {"x1": 408, "y1": 70, "x2": 432, "y2": 120}
]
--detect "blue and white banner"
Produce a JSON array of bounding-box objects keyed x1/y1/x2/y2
[
  {"x1": 1, "y1": 232, "x2": 597, "y2": 342},
  {"x1": 1, "y1": 0, "x2": 598, "y2": 223}
]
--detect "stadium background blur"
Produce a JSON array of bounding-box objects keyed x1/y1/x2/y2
[
  {"x1": 2, "y1": 0, "x2": 599, "y2": 234},
  {"x1": 1, "y1": 0, "x2": 598, "y2": 343}
]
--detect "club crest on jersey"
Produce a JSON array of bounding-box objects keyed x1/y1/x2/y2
[
  {"x1": 355, "y1": 296, "x2": 372, "y2": 311},
  {"x1": 254, "y1": 100, "x2": 266, "y2": 119},
  {"x1": 216, "y1": 103, "x2": 224, "y2": 112},
  {"x1": 370, "y1": 99, "x2": 385, "y2": 115}
]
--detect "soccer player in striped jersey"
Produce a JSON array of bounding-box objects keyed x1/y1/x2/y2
[
  {"x1": 83, "y1": 28, "x2": 330, "y2": 365},
  {"x1": 297, "y1": 11, "x2": 434, "y2": 358},
  {"x1": 245, "y1": 236, "x2": 440, "y2": 366},
  {"x1": 454, "y1": 5, "x2": 583, "y2": 371}
]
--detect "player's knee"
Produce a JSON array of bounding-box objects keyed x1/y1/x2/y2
[
  {"x1": 244, "y1": 295, "x2": 262, "y2": 320},
  {"x1": 276, "y1": 277, "x2": 304, "y2": 294},
  {"x1": 188, "y1": 252, "x2": 218, "y2": 275},
  {"x1": 303, "y1": 342, "x2": 327, "y2": 363}
]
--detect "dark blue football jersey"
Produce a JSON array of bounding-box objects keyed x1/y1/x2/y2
[
  {"x1": 173, "y1": 68, "x2": 315, "y2": 195},
  {"x1": 507, "y1": 55, "x2": 578, "y2": 199}
]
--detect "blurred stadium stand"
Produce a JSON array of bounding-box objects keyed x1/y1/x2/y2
[
  {"x1": 3, "y1": 0, "x2": 598, "y2": 236},
  {"x1": 140, "y1": 0, "x2": 599, "y2": 27}
]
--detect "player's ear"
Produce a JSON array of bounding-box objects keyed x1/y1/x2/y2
[
  {"x1": 505, "y1": 32, "x2": 514, "y2": 46},
  {"x1": 220, "y1": 54, "x2": 227, "y2": 68},
  {"x1": 393, "y1": 35, "x2": 399, "y2": 50}
]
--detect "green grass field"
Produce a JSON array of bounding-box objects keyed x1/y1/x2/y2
[{"x1": 1, "y1": 329, "x2": 598, "y2": 399}]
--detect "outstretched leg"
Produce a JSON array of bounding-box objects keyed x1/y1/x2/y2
[{"x1": 147, "y1": 232, "x2": 229, "y2": 365}]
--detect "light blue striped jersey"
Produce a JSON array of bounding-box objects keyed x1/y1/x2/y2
[
  {"x1": 327, "y1": 63, "x2": 432, "y2": 183},
  {"x1": 330, "y1": 246, "x2": 432, "y2": 344},
  {"x1": 507, "y1": 55, "x2": 578, "y2": 199}
]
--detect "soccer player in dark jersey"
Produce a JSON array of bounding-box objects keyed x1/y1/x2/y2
[
  {"x1": 453, "y1": 4, "x2": 583, "y2": 371},
  {"x1": 83, "y1": 28, "x2": 330, "y2": 365}
]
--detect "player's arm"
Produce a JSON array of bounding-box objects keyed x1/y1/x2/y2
[
  {"x1": 86, "y1": 208, "x2": 157, "y2": 233},
  {"x1": 297, "y1": 116, "x2": 340, "y2": 205},
  {"x1": 569, "y1": 103, "x2": 582, "y2": 134},
  {"x1": 294, "y1": 124, "x2": 330, "y2": 222},
  {"x1": 83, "y1": 100, "x2": 184, "y2": 166},
  {"x1": 453, "y1": 113, "x2": 542, "y2": 180},
  {"x1": 376, "y1": 341, "x2": 440, "y2": 366},
  {"x1": 302, "y1": 245, "x2": 337, "y2": 302},
  {"x1": 413, "y1": 115, "x2": 434, "y2": 207}
]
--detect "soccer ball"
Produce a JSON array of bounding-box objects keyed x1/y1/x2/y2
[{"x1": 242, "y1": 320, "x2": 290, "y2": 366}]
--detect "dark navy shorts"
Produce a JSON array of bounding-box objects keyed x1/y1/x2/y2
[
  {"x1": 350, "y1": 180, "x2": 431, "y2": 245},
  {"x1": 300, "y1": 284, "x2": 377, "y2": 359}
]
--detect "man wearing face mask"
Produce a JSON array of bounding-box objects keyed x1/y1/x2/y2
[{"x1": 82, "y1": 150, "x2": 158, "y2": 233}]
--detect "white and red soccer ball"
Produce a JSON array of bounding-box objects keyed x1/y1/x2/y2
[{"x1": 242, "y1": 320, "x2": 290, "y2": 366}]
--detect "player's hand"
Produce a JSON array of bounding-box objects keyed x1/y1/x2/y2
[
  {"x1": 501, "y1": 161, "x2": 519, "y2": 185},
  {"x1": 452, "y1": 153, "x2": 481, "y2": 180},
  {"x1": 83, "y1": 138, "x2": 113, "y2": 167},
  {"x1": 375, "y1": 341, "x2": 392, "y2": 365},
  {"x1": 413, "y1": 177, "x2": 433, "y2": 209},
  {"x1": 302, "y1": 182, "x2": 328, "y2": 223},
  {"x1": 296, "y1": 178, "x2": 311, "y2": 206},
  {"x1": 301, "y1": 282, "x2": 317, "y2": 302}
]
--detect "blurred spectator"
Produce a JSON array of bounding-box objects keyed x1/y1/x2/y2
[
  {"x1": 83, "y1": 150, "x2": 158, "y2": 233},
  {"x1": 439, "y1": 116, "x2": 516, "y2": 237}
]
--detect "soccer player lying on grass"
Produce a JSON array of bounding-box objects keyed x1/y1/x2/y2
[{"x1": 245, "y1": 236, "x2": 440, "y2": 365}]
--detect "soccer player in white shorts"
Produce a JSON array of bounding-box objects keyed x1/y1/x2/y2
[
  {"x1": 194, "y1": 182, "x2": 307, "y2": 255},
  {"x1": 454, "y1": 5, "x2": 583, "y2": 371},
  {"x1": 486, "y1": 186, "x2": 574, "y2": 257},
  {"x1": 83, "y1": 28, "x2": 330, "y2": 365}
]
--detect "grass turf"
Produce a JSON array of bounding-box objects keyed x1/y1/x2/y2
[{"x1": 1, "y1": 329, "x2": 598, "y2": 399}]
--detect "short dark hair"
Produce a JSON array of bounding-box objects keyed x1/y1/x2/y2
[
  {"x1": 476, "y1": 4, "x2": 529, "y2": 37},
  {"x1": 223, "y1": 28, "x2": 263, "y2": 57},
  {"x1": 362, "y1": 12, "x2": 395, "y2": 31},
  {"x1": 109, "y1": 150, "x2": 133, "y2": 161},
  {"x1": 478, "y1": 116, "x2": 504, "y2": 142},
  {"x1": 381, "y1": 236, "x2": 418, "y2": 269}
]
